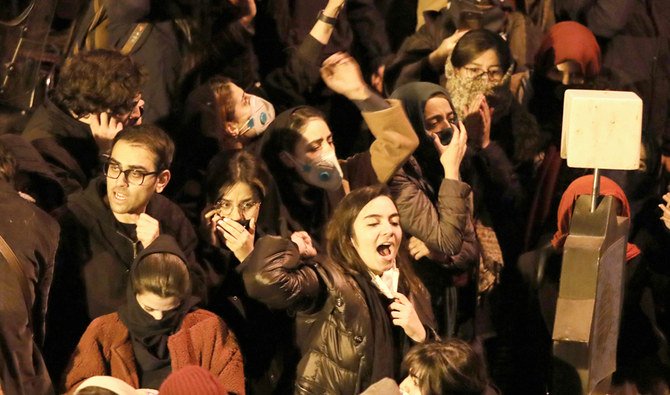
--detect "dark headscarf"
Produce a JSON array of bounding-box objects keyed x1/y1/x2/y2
[
  {"x1": 118, "y1": 235, "x2": 200, "y2": 389},
  {"x1": 390, "y1": 82, "x2": 456, "y2": 191}
]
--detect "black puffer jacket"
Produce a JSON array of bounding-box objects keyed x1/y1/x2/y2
[{"x1": 242, "y1": 236, "x2": 436, "y2": 394}]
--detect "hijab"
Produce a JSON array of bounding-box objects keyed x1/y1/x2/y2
[
  {"x1": 551, "y1": 175, "x2": 641, "y2": 261},
  {"x1": 390, "y1": 82, "x2": 455, "y2": 192},
  {"x1": 535, "y1": 21, "x2": 601, "y2": 79}
]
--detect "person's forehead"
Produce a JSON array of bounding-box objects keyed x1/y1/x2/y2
[
  {"x1": 356, "y1": 196, "x2": 398, "y2": 220},
  {"x1": 300, "y1": 118, "x2": 331, "y2": 143},
  {"x1": 424, "y1": 96, "x2": 453, "y2": 116},
  {"x1": 221, "y1": 182, "x2": 255, "y2": 200},
  {"x1": 466, "y1": 49, "x2": 500, "y2": 67},
  {"x1": 110, "y1": 140, "x2": 158, "y2": 168}
]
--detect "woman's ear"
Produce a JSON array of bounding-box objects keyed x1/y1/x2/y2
[
  {"x1": 278, "y1": 151, "x2": 295, "y2": 168},
  {"x1": 224, "y1": 121, "x2": 238, "y2": 136}
]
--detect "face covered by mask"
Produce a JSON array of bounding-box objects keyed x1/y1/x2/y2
[
  {"x1": 290, "y1": 150, "x2": 344, "y2": 191},
  {"x1": 237, "y1": 95, "x2": 276, "y2": 138},
  {"x1": 445, "y1": 60, "x2": 514, "y2": 124}
]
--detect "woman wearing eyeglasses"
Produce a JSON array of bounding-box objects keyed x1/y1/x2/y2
[
  {"x1": 200, "y1": 150, "x2": 299, "y2": 395},
  {"x1": 444, "y1": 29, "x2": 548, "y2": 265}
]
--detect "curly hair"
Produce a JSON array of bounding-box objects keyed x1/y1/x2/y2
[{"x1": 52, "y1": 49, "x2": 145, "y2": 118}]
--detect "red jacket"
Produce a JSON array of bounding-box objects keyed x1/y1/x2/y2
[{"x1": 62, "y1": 309, "x2": 245, "y2": 394}]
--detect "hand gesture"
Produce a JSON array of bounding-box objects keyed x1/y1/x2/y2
[
  {"x1": 408, "y1": 236, "x2": 430, "y2": 260},
  {"x1": 290, "y1": 231, "x2": 318, "y2": 259},
  {"x1": 431, "y1": 120, "x2": 468, "y2": 180},
  {"x1": 136, "y1": 213, "x2": 160, "y2": 248},
  {"x1": 216, "y1": 217, "x2": 256, "y2": 262},
  {"x1": 204, "y1": 209, "x2": 223, "y2": 247},
  {"x1": 428, "y1": 29, "x2": 469, "y2": 70},
  {"x1": 463, "y1": 94, "x2": 493, "y2": 149},
  {"x1": 659, "y1": 192, "x2": 670, "y2": 230},
  {"x1": 390, "y1": 292, "x2": 427, "y2": 342},
  {"x1": 320, "y1": 52, "x2": 370, "y2": 101},
  {"x1": 80, "y1": 112, "x2": 123, "y2": 153}
]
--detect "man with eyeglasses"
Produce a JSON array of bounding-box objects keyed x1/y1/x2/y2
[
  {"x1": 22, "y1": 49, "x2": 145, "y2": 195},
  {"x1": 43, "y1": 124, "x2": 205, "y2": 382}
]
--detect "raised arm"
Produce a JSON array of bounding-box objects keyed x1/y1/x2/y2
[
  {"x1": 240, "y1": 236, "x2": 324, "y2": 312},
  {"x1": 320, "y1": 53, "x2": 419, "y2": 183}
]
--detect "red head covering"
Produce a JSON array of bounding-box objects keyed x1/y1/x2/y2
[
  {"x1": 551, "y1": 175, "x2": 641, "y2": 261},
  {"x1": 535, "y1": 21, "x2": 602, "y2": 78}
]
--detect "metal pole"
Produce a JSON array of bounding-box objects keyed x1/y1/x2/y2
[{"x1": 591, "y1": 168, "x2": 601, "y2": 212}]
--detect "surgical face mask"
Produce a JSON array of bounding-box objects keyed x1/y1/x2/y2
[
  {"x1": 237, "y1": 95, "x2": 275, "y2": 138},
  {"x1": 293, "y1": 150, "x2": 344, "y2": 191}
]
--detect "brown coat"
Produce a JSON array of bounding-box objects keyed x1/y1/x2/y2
[{"x1": 62, "y1": 309, "x2": 245, "y2": 395}]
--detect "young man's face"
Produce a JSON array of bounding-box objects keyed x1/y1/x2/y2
[{"x1": 105, "y1": 140, "x2": 169, "y2": 223}]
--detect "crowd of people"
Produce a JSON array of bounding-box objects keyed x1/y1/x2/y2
[{"x1": 1, "y1": 0, "x2": 670, "y2": 394}]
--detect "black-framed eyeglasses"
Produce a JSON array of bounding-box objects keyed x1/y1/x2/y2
[
  {"x1": 213, "y1": 199, "x2": 260, "y2": 217},
  {"x1": 462, "y1": 66, "x2": 504, "y2": 81},
  {"x1": 103, "y1": 160, "x2": 160, "y2": 186}
]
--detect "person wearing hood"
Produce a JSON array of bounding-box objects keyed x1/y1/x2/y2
[
  {"x1": 62, "y1": 234, "x2": 244, "y2": 394},
  {"x1": 259, "y1": 52, "x2": 419, "y2": 250},
  {"x1": 44, "y1": 125, "x2": 206, "y2": 383},
  {"x1": 387, "y1": 82, "x2": 481, "y2": 339}
]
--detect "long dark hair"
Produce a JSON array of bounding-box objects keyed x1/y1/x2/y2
[
  {"x1": 326, "y1": 184, "x2": 424, "y2": 293},
  {"x1": 205, "y1": 150, "x2": 268, "y2": 204}
]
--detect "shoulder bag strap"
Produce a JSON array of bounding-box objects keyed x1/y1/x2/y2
[{"x1": 0, "y1": 234, "x2": 33, "y2": 328}]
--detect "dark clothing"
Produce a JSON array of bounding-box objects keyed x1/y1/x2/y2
[
  {"x1": 104, "y1": 0, "x2": 184, "y2": 124},
  {"x1": 555, "y1": 0, "x2": 670, "y2": 150},
  {"x1": 117, "y1": 235, "x2": 200, "y2": 389},
  {"x1": 242, "y1": 236, "x2": 436, "y2": 394},
  {"x1": 254, "y1": 0, "x2": 390, "y2": 78},
  {"x1": 391, "y1": 160, "x2": 480, "y2": 338},
  {"x1": 383, "y1": 6, "x2": 541, "y2": 93},
  {"x1": 202, "y1": 240, "x2": 297, "y2": 395},
  {"x1": 0, "y1": 180, "x2": 59, "y2": 395},
  {"x1": 0, "y1": 134, "x2": 65, "y2": 212},
  {"x1": 261, "y1": 101, "x2": 419, "y2": 249},
  {"x1": 44, "y1": 176, "x2": 203, "y2": 382},
  {"x1": 22, "y1": 98, "x2": 99, "y2": 195}
]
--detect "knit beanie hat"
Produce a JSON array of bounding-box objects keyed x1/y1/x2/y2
[{"x1": 158, "y1": 366, "x2": 227, "y2": 395}]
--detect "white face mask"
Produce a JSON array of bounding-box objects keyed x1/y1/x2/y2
[
  {"x1": 370, "y1": 266, "x2": 400, "y2": 299},
  {"x1": 237, "y1": 95, "x2": 275, "y2": 138},
  {"x1": 293, "y1": 150, "x2": 344, "y2": 191}
]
